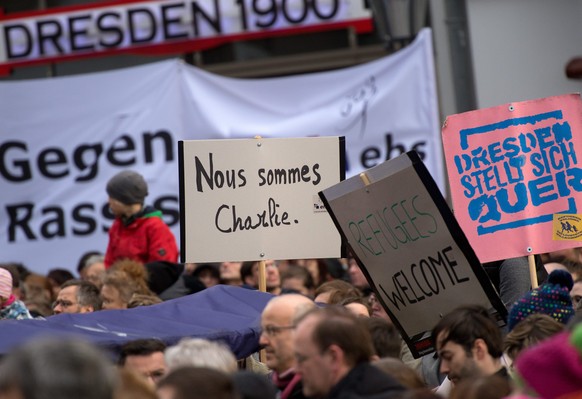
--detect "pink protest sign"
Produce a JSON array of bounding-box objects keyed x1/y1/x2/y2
[{"x1": 442, "y1": 93, "x2": 582, "y2": 263}]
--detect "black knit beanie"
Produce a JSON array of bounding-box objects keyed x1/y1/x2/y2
[
  {"x1": 145, "y1": 261, "x2": 184, "y2": 295},
  {"x1": 106, "y1": 170, "x2": 148, "y2": 205}
]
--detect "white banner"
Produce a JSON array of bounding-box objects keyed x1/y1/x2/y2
[{"x1": 0, "y1": 28, "x2": 441, "y2": 274}]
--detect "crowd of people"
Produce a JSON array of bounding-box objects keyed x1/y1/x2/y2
[
  {"x1": 0, "y1": 246, "x2": 581, "y2": 399},
  {"x1": 2, "y1": 170, "x2": 582, "y2": 398}
]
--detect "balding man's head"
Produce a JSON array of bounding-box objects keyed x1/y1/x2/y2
[{"x1": 259, "y1": 294, "x2": 316, "y2": 373}]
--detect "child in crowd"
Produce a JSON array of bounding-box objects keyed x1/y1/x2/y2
[{"x1": 0, "y1": 268, "x2": 32, "y2": 320}]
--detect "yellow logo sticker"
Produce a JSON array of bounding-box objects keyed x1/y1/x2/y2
[{"x1": 553, "y1": 214, "x2": 582, "y2": 240}]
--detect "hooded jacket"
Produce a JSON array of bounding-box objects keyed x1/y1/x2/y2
[{"x1": 105, "y1": 206, "x2": 178, "y2": 267}]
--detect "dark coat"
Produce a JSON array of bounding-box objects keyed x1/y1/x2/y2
[
  {"x1": 327, "y1": 362, "x2": 405, "y2": 399},
  {"x1": 287, "y1": 379, "x2": 307, "y2": 399},
  {"x1": 272, "y1": 371, "x2": 308, "y2": 399}
]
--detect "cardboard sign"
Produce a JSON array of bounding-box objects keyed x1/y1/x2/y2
[
  {"x1": 179, "y1": 137, "x2": 344, "y2": 262},
  {"x1": 319, "y1": 151, "x2": 505, "y2": 357},
  {"x1": 442, "y1": 93, "x2": 582, "y2": 263}
]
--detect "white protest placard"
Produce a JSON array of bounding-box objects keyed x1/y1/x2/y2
[
  {"x1": 179, "y1": 137, "x2": 344, "y2": 262},
  {"x1": 319, "y1": 151, "x2": 505, "y2": 357}
]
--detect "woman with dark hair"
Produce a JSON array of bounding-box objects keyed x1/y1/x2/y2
[{"x1": 47, "y1": 268, "x2": 75, "y2": 298}]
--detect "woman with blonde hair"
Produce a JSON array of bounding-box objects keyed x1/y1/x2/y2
[{"x1": 101, "y1": 259, "x2": 157, "y2": 310}]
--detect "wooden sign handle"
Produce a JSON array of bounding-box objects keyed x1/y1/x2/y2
[
  {"x1": 359, "y1": 172, "x2": 371, "y2": 186},
  {"x1": 258, "y1": 260, "x2": 267, "y2": 293},
  {"x1": 528, "y1": 254, "x2": 538, "y2": 289},
  {"x1": 254, "y1": 135, "x2": 267, "y2": 294},
  {"x1": 258, "y1": 258, "x2": 267, "y2": 363}
]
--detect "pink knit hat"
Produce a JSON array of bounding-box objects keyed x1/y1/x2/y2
[
  {"x1": 515, "y1": 326, "x2": 582, "y2": 399},
  {"x1": 0, "y1": 268, "x2": 12, "y2": 300}
]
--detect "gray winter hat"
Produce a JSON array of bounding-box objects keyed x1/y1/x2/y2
[{"x1": 106, "y1": 170, "x2": 148, "y2": 205}]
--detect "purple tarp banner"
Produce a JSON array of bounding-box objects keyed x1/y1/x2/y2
[{"x1": 0, "y1": 285, "x2": 273, "y2": 358}]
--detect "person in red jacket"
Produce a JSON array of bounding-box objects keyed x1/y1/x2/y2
[{"x1": 104, "y1": 170, "x2": 179, "y2": 268}]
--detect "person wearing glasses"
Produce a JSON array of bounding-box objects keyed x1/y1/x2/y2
[
  {"x1": 52, "y1": 279, "x2": 101, "y2": 315},
  {"x1": 259, "y1": 294, "x2": 316, "y2": 399}
]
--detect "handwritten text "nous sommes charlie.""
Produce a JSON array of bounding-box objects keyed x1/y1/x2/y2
[{"x1": 193, "y1": 152, "x2": 322, "y2": 233}]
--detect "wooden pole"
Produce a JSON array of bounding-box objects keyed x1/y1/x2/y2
[
  {"x1": 528, "y1": 254, "x2": 538, "y2": 289},
  {"x1": 258, "y1": 260, "x2": 267, "y2": 293},
  {"x1": 253, "y1": 136, "x2": 268, "y2": 293},
  {"x1": 258, "y1": 260, "x2": 267, "y2": 363},
  {"x1": 254, "y1": 135, "x2": 268, "y2": 364},
  {"x1": 359, "y1": 172, "x2": 371, "y2": 186}
]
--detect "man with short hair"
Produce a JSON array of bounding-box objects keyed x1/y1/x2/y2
[
  {"x1": 293, "y1": 306, "x2": 404, "y2": 399},
  {"x1": 53, "y1": 279, "x2": 101, "y2": 315},
  {"x1": 79, "y1": 254, "x2": 106, "y2": 288},
  {"x1": 260, "y1": 294, "x2": 316, "y2": 399},
  {"x1": 571, "y1": 278, "x2": 582, "y2": 309},
  {"x1": 219, "y1": 261, "x2": 243, "y2": 286},
  {"x1": 119, "y1": 338, "x2": 168, "y2": 387},
  {"x1": 241, "y1": 259, "x2": 281, "y2": 295},
  {"x1": 280, "y1": 265, "x2": 315, "y2": 298},
  {"x1": 431, "y1": 305, "x2": 507, "y2": 391}
]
